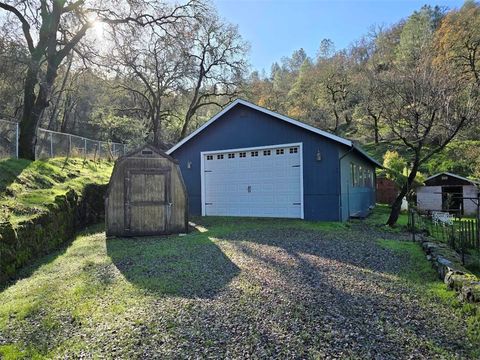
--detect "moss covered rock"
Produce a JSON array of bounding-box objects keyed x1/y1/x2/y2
[{"x1": 0, "y1": 184, "x2": 108, "y2": 284}]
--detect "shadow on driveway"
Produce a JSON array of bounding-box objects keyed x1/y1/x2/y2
[{"x1": 106, "y1": 232, "x2": 240, "y2": 299}]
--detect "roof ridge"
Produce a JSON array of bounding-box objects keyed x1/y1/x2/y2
[{"x1": 166, "y1": 98, "x2": 381, "y2": 167}]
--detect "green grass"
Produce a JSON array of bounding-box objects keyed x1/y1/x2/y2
[
  {"x1": 354, "y1": 204, "x2": 408, "y2": 232},
  {"x1": 0, "y1": 158, "x2": 113, "y2": 224},
  {"x1": 377, "y1": 238, "x2": 480, "y2": 354},
  {"x1": 193, "y1": 215, "x2": 349, "y2": 234}
]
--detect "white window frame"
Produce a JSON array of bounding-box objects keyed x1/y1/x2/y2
[{"x1": 200, "y1": 142, "x2": 304, "y2": 219}]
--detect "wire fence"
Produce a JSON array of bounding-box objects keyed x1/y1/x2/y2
[
  {"x1": 408, "y1": 209, "x2": 480, "y2": 268},
  {"x1": 0, "y1": 119, "x2": 126, "y2": 160}
]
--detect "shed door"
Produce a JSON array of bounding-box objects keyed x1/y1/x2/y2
[
  {"x1": 125, "y1": 169, "x2": 171, "y2": 234},
  {"x1": 202, "y1": 144, "x2": 303, "y2": 218}
]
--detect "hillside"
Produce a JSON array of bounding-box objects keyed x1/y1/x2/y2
[
  {"x1": 363, "y1": 140, "x2": 480, "y2": 179},
  {"x1": 0, "y1": 158, "x2": 113, "y2": 225}
]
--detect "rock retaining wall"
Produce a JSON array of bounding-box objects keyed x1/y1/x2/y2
[
  {"x1": 421, "y1": 240, "x2": 480, "y2": 303},
  {"x1": 0, "y1": 184, "x2": 107, "y2": 283}
]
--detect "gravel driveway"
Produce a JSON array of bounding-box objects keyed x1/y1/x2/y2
[{"x1": 0, "y1": 218, "x2": 476, "y2": 359}]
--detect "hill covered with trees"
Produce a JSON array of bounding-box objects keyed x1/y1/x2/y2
[{"x1": 241, "y1": 2, "x2": 480, "y2": 224}]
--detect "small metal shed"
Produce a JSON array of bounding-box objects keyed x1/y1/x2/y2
[
  {"x1": 105, "y1": 144, "x2": 188, "y2": 237},
  {"x1": 417, "y1": 172, "x2": 479, "y2": 216}
]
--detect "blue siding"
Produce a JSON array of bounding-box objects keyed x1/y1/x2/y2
[
  {"x1": 170, "y1": 103, "x2": 376, "y2": 221},
  {"x1": 339, "y1": 150, "x2": 376, "y2": 221}
]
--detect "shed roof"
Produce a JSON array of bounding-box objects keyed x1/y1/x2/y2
[
  {"x1": 119, "y1": 144, "x2": 179, "y2": 164},
  {"x1": 425, "y1": 172, "x2": 480, "y2": 186},
  {"x1": 166, "y1": 99, "x2": 381, "y2": 167}
]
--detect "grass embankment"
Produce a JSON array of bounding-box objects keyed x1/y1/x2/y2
[
  {"x1": 0, "y1": 158, "x2": 113, "y2": 225},
  {"x1": 0, "y1": 158, "x2": 113, "y2": 282}
]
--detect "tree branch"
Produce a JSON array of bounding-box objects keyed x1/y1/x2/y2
[{"x1": 0, "y1": 2, "x2": 35, "y2": 53}]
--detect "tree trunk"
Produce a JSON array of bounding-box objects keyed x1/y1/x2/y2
[
  {"x1": 152, "y1": 107, "x2": 161, "y2": 148},
  {"x1": 19, "y1": 50, "x2": 60, "y2": 160},
  {"x1": 367, "y1": 107, "x2": 380, "y2": 144},
  {"x1": 180, "y1": 107, "x2": 195, "y2": 139},
  {"x1": 386, "y1": 162, "x2": 419, "y2": 226},
  {"x1": 47, "y1": 55, "x2": 73, "y2": 130},
  {"x1": 374, "y1": 116, "x2": 379, "y2": 144},
  {"x1": 18, "y1": 63, "x2": 40, "y2": 160}
]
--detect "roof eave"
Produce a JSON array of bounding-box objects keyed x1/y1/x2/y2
[{"x1": 166, "y1": 98, "x2": 381, "y2": 168}]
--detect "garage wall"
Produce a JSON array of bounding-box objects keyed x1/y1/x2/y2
[
  {"x1": 170, "y1": 104, "x2": 343, "y2": 221},
  {"x1": 339, "y1": 151, "x2": 376, "y2": 221}
]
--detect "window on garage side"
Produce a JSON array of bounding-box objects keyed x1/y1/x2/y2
[
  {"x1": 263, "y1": 150, "x2": 271, "y2": 156},
  {"x1": 217, "y1": 154, "x2": 224, "y2": 160},
  {"x1": 228, "y1": 153, "x2": 235, "y2": 159},
  {"x1": 351, "y1": 163, "x2": 355, "y2": 187},
  {"x1": 276, "y1": 148, "x2": 284, "y2": 155},
  {"x1": 251, "y1": 151, "x2": 258, "y2": 157},
  {"x1": 289, "y1": 147, "x2": 298, "y2": 153},
  {"x1": 239, "y1": 152, "x2": 246, "y2": 158},
  {"x1": 206, "y1": 155, "x2": 213, "y2": 160}
]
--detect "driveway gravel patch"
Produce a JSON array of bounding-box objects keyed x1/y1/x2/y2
[{"x1": 0, "y1": 220, "x2": 476, "y2": 359}]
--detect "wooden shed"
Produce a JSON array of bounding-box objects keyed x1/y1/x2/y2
[{"x1": 105, "y1": 144, "x2": 188, "y2": 237}]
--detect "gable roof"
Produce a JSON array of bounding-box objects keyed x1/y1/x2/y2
[
  {"x1": 425, "y1": 172, "x2": 480, "y2": 185},
  {"x1": 167, "y1": 99, "x2": 381, "y2": 167}
]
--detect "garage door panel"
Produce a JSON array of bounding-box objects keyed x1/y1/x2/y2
[{"x1": 203, "y1": 144, "x2": 302, "y2": 218}]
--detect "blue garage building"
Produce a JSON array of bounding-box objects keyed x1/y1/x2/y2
[{"x1": 167, "y1": 99, "x2": 380, "y2": 221}]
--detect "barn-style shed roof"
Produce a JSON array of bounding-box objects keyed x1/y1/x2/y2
[
  {"x1": 167, "y1": 99, "x2": 381, "y2": 167},
  {"x1": 118, "y1": 144, "x2": 178, "y2": 163}
]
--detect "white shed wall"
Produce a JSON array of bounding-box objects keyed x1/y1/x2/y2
[
  {"x1": 463, "y1": 185, "x2": 478, "y2": 216},
  {"x1": 417, "y1": 186, "x2": 442, "y2": 212}
]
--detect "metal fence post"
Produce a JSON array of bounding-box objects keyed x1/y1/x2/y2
[
  {"x1": 15, "y1": 122, "x2": 19, "y2": 158},
  {"x1": 84, "y1": 138, "x2": 87, "y2": 158},
  {"x1": 50, "y1": 132, "x2": 53, "y2": 157},
  {"x1": 68, "y1": 134, "x2": 72, "y2": 156}
]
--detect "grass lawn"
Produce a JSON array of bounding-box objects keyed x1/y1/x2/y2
[
  {"x1": 1, "y1": 212, "x2": 478, "y2": 359},
  {"x1": 361, "y1": 203, "x2": 409, "y2": 229}
]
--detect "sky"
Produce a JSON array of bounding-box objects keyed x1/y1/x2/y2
[{"x1": 213, "y1": 0, "x2": 466, "y2": 72}]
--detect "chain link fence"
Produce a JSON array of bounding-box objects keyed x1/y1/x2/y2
[
  {"x1": 0, "y1": 119, "x2": 126, "y2": 160},
  {"x1": 0, "y1": 119, "x2": 19, "y2": 158}
]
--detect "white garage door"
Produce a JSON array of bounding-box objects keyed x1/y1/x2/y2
[{"x1": 202, "y1": 143, "x2": 303, "y2": 218}]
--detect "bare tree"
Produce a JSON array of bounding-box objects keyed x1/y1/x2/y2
[
  {"x1": 374, "y1": 53, "x2": 480, "y2": 226},
  {"x1": 0, "y1": 0, "x2": 200, "y2": 159},
  {"x1": 317, "y1": 51, "x2": 355, "y2": 133},
  {"x1": 179, "y1": 15, "x2": 248, "y2": 139},
  {"x1": 111, "y1": 25, "x2": 190, "y2": 147}
]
